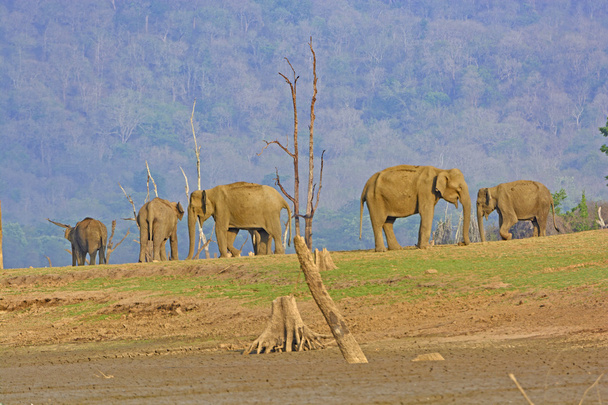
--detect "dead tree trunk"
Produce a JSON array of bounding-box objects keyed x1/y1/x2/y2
[
  {"x1": 314, "y1": 248, "x2": 337, "y2": 272},
  {"x1": 294, "y1": 236, "x2": 367, "y2": 364},
  {"x1": 244, "y1": 295, "x2": 331, "y2": 354}
]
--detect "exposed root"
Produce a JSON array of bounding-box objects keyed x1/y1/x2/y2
[{"x1": 244, "y1": 296, "x2": 332, "y2": 355}]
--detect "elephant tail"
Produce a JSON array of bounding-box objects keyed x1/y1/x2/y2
[
  {"x1": 286, "y1": 202, "x2": 292, "y2": 247},
  {"x1": 359, "y1": 187, "x2": 367, "y2": 240},
  {"x1": 551, "y1": 199, "x2": 559, "y2": 232}
]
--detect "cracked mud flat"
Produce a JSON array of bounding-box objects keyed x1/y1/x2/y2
[{"x1": 1, "y1": 255, "x2": 607, "y2": 404}]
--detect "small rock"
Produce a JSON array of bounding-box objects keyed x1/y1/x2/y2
[{"x1": 425, "y1": 269, "x2": 438, "y2": 274}]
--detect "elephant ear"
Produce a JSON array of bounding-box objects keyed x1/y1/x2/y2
[
  {"x1": 435, "y1": 171, "x2": 449, "y2": 197},
  {"x1": 202, "y1": 190, "x2": 207, "y2": 214},
  {"x1": 176, "y1": 202, "x2": 185, "y2": 220}
]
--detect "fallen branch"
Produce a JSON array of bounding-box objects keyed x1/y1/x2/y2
[{"x1": 294, "y1": 235, "x2": 367, "y2": 364}]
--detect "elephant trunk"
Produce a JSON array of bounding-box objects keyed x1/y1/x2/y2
[
  {"x1": 477, "y1": 204, "x2": 486, "y2": 242},
  {"x1": 187, "y1": 206, "x2": 197, "y2": 260},
  {"x1": 460, "y1": 187, "x2": 471, "y2": 245}
]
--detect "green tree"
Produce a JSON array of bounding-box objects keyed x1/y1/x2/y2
[{"x1": 552, "y1": 188, "x2": 567, "y2": 215}]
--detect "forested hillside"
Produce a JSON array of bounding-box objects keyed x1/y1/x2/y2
[{"x1": 1, "y1": 0, "x2": 607, "y2": 268}]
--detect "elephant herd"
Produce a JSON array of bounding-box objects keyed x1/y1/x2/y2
[
  {"x1": 360, "y1": 164, "x2": 558, "y2": 252},
  {"x1": 50, "y1": 167, "x2": 557, "y2": 266}
]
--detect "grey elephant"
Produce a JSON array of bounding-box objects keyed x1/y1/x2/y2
[
  {"x1": 187, "y1": 182, "x2": 291, "y2": 259},
  {"x1": 360, "y1": 165, "x2": 471, "y2": 251},
  {"x1": 48, "y1": 217, "x2": 108, "y2": 266},
  {"x1": 137, "y1": 197, "x2": 184, "y2": 262},
  {"x1": 477, "y1": 180, "x2": 558, "y2": 241}
]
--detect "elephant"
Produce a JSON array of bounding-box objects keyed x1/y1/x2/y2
[
  {"x1": 48, "y1": 217, "x2": 108, "y2": 266},
  {"x1": 137, "y1": 197, "x2": 184, "y2": 262},
  {"x1": 360, "y1": 165, "x2": 471, "y2": 251},
  {"x1": 477, "y1": 180, "x2": 558, "y2": 241},
  {"x1": 186, "y1": 182, "x2": 291, "y2": 259}
]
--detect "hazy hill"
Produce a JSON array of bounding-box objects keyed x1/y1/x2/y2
[{"x1": 1, "y1": 0, "x2": 607, "y2": 267}]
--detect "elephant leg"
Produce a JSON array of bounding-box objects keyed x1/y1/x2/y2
[
  {"x1": 169, "y1": 234, "x2": 179, "y2": 260},
  {"x1": 417, "y1": 207, "x2": 434, "y2": 249},
  {"x1": 369, "y1": 209, "x2": 388, "y2": 252},
  {"x1": 139, "y1": 222, "x2": 149, "y2": 262},
  {"x1": 258, "y1": 230, "x2": 271, "y2": 255},
  {"x1": 100, "y1": 246, "x2": 106, "y2": 264},
  {"x1": 152, "y1": 235, "x2": 164, "y2": 261},
  {"x1": 72, "y1": 244, "x2": 77, "y2": 266},
  {"x1": 499, "y1": 213, "x2": 516, "y2": 240},
  {"x1": 536, "y1": 213, "x2": 548, "y2": 237},
  {"x1": 383, "y1": 217, "x2": 401, "y2": 250},
  {"x1": 89, "y1": 251, "x2": 97, "y2": 265},
  {"x1": 531, "y1": 219, "x2": 540, "y2": 237},
  {"x1": 216, "y1": 227, "x2": 230, "y2": 258},
  {"x1": 226, "y1": 228, "x2": 241, "y2": 257},
  {"x1": 266, "y1": 220, "x2": 284, "y2": 255},
  {"x1": 77, "y1": 250, "x2": 86, "y2": 266},
  {"x1": 159, "y1": 239, "x2": 168, "y2": 261}
]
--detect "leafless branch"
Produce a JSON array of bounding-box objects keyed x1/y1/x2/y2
[
  {"x1": 145, "y1": 161, "x2": 158, "y2": 201},
  {"x1": 190, "y1": 99, "x2": 201, "y2": 190},
  {"x1": 106, "y1": 220, "x2": 130, "y2": 263},
  {"x1": 274, "y1": 168, "x2": 296, "y2": 205},
  {"x1": 258, "y1": 139, "x2": 294, "y2": 158},
  {"x1": 119, "y1": 183, "x2": 138, "y2": 224},
  {"x1": 180, "y1": 166, "x2": 190, "y2": 200},
  {"x1": 46, "y1": 256, "x2": 52, "y2": 267},
  {"x1": 312, "y1": 150, "x2": 325, "y2": 215}
]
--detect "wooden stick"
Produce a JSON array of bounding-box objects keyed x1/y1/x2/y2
[
  {"x1": 293, "y1": 236, "x2": 367, "y2": 364},
  {"x1": 508, "y1": 374, "x2": 535, "y2": 405}
]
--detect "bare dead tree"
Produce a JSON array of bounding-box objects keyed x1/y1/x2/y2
[
  {"x1": 596, "y1": 206, "x2": 607, "y2": 229},
  {"x1": 187, "y1": 99, "x2": 211, "y2": 259},
  {"x1": 258, "y1": 37, "x2": 325, "y2": 249},
  {"x1": 119, "y1": 182, "x2": 152, "y2": 261},
  {"x1": 106, "y1": 219, "x2": 129, "y2": 263}
]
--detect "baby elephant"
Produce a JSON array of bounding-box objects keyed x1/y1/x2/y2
[
  {"x1": 137, "y1": 197, "x2": 184, "y2": 262},
  {"x1": 477, "y1": 180, "x2": 558, "y2": 241},
  {"x1": 48, "y1": 217, "x2": 108, "y2": 266}
]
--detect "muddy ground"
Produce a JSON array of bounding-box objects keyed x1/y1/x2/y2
[{"x1": 1, "y1": 256, "x2": 607, "y2": 404}]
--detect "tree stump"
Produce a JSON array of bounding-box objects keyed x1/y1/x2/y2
[
  {"x1": 244, "y1": 295, "x2": 331, "y2": 354},
  {"x1": 314, "y1": 247, "x2": 337, "y2": 271},
  {"x1": 294, "y1": 236, "x2": 368, "y2": 364}
]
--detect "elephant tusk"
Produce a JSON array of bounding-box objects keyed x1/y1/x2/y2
[{"x1": 484, "y1": 212, "x2": 488, "y2": 220}]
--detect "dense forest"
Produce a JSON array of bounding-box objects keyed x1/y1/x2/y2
[{"x1": 1, "y1": 0, "x2": 607, "y2": 268}]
